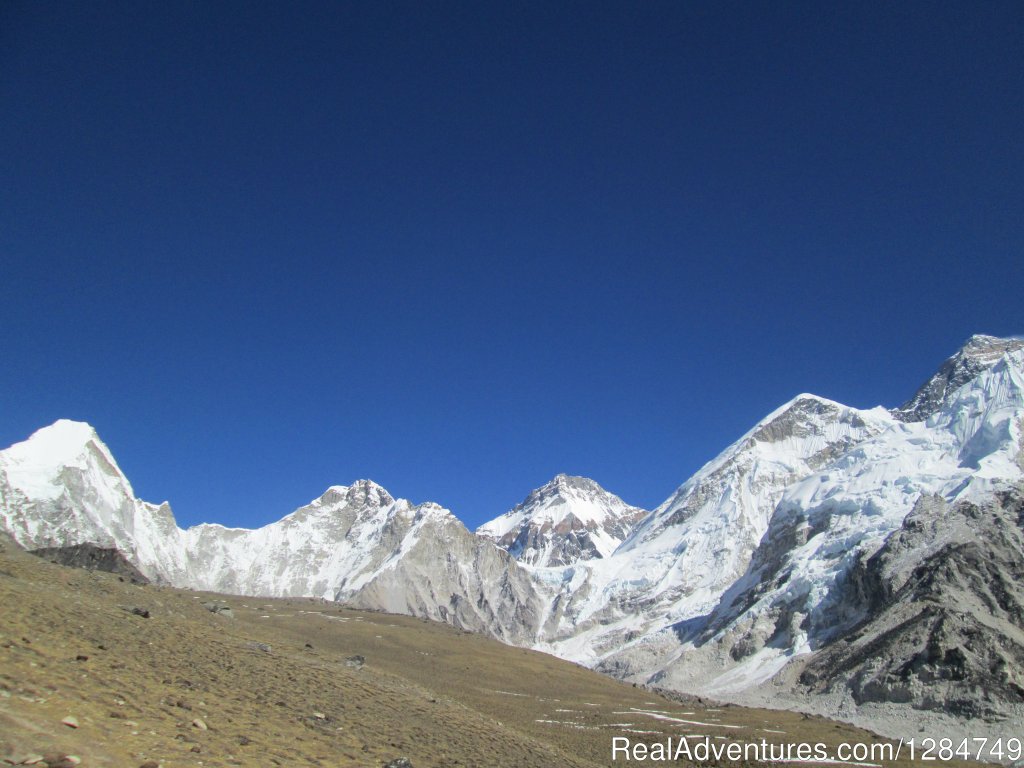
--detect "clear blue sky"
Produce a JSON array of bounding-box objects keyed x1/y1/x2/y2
[{"x1": 1, "y1": 2, "x2": 1021, "y2": 529}]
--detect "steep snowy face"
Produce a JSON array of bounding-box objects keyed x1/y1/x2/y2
[
  {"x1": 182, "y1": 479, "x2": 412, "y2": 597},
  {"x1": 615, "y1": 395, "x2": 893, "y2": 617},
  {"x1": 894, "y1": 334, "x2": 1024, "y2": 422},
  {"x1": 643, "y1": 346, "x2": 1024, "y2": 699},
  {"x1": 476, "y1": 474, "x2": 647, "y2": 567},
  {"x1": 0, "y1": 420, "x2": 186, "y2": 583},
  {"x1": 532, "y1": 395, "x2": 893, "y2": 667}
]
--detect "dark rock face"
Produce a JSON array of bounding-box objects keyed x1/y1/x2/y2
[
  {"x1": 798, "y1": 489, "x2": 1024, "y2": 721},
  {"x1": 750, "y1": 396, "x2": 841, "y2": 443},
  {"x1": 30, "y1": 542, "x2": 149, "y2": 584}
]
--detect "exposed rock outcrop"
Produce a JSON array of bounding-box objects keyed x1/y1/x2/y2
[
  {"x1": 30, "y1": 543, "x2": 149, "y2": 584},
  {"x1": 798, "y1": 489, "x2": 1024, "y2": 721}
]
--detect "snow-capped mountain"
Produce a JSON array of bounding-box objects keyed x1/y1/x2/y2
[
  {"x1": 2, "y1": 333, "x2": 1023, "y2": 741},
  {"x1": 476, "y1": 474, "x2": 647, "y2": 567},
  {"x1": 0, "y1": 428, "x2": 543, "y2": 644},
  {"x1": 700, "y1": 338, "x2": 1024, "y2": 665},
  {"x1": 0, "y1": 419, "x2": 189, "y2": 584},
  {"x1": 525, "y1": 392, "x2": 893, "y2": 670},
  {"x1": 184, "y1": 479, "x2": 543, "y2": 644},
  {"x1": 594, "y1": 337, "x2": 1024, "y2": 741}
]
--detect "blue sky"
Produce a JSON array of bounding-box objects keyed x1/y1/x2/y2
[{"x1": 2, "y1": 2, "x2": 1021, "y2": 529}]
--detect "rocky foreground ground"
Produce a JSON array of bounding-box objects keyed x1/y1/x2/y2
[{"x1": 0, "y1": 533, "x2": 974, "y2": 767}]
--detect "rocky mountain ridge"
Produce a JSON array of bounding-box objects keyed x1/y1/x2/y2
[{"x1": 893, "y1": 334, "x2": 1024, "y2": 422}]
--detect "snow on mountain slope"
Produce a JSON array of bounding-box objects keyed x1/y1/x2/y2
[
  {"x1": 179, "y1": 481, "x2": 543, "y2": 641},
  {"x1": 894, "y1": 334, "x2": 1024, "y2": 422},
  {"x1": 476, "y1": 474, "x2": 647, "y2": 567},
  {"x1": 182, "y1": 480, "x2": 415, "y2": 598},
  {"x1": 182, "y1": 482, "x2": 546, "y2": 643},
  {"x1": 609, "y1": 344, "x2": 1024, "y2": 725},
  {"x1": 615, "y1": 394, "x2": 893, "y2": 618},
  {"x1": 0, "y1": 420, "x2": 188, "y2": 583},
  {"x1": 530, "y1": 394, "x2": 893, "y2": 667}
]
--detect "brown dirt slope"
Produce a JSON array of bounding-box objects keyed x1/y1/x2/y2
[{"x1": 0, "y1": 534, "x2": 972, "y2": 767}]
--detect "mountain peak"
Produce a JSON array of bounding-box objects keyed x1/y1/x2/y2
[
  {"x1": 477, "y1": 475, "x2": 647, "y2": 567},
  {"x1": 894, "y1": 334, "x2": 1024, "y2": 422},
  {"x1": 521, "y1": 474, "x2": 625, "y2": 511},
  {"x1": 546, "y1": 473, "x2": 602, "y2": 494},
  {"x1": 316, "y1": 479, "x2": 394, "y2": 509},
  {"x1": 743, "y1": 393, "x2": 864, "y2": 447},
  {"x1": 2, "y1": 419, "x2": 105, "y2": 469},
  {"x1": 959, "y1": 333, "x2": 1024, "y2": 359}
]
